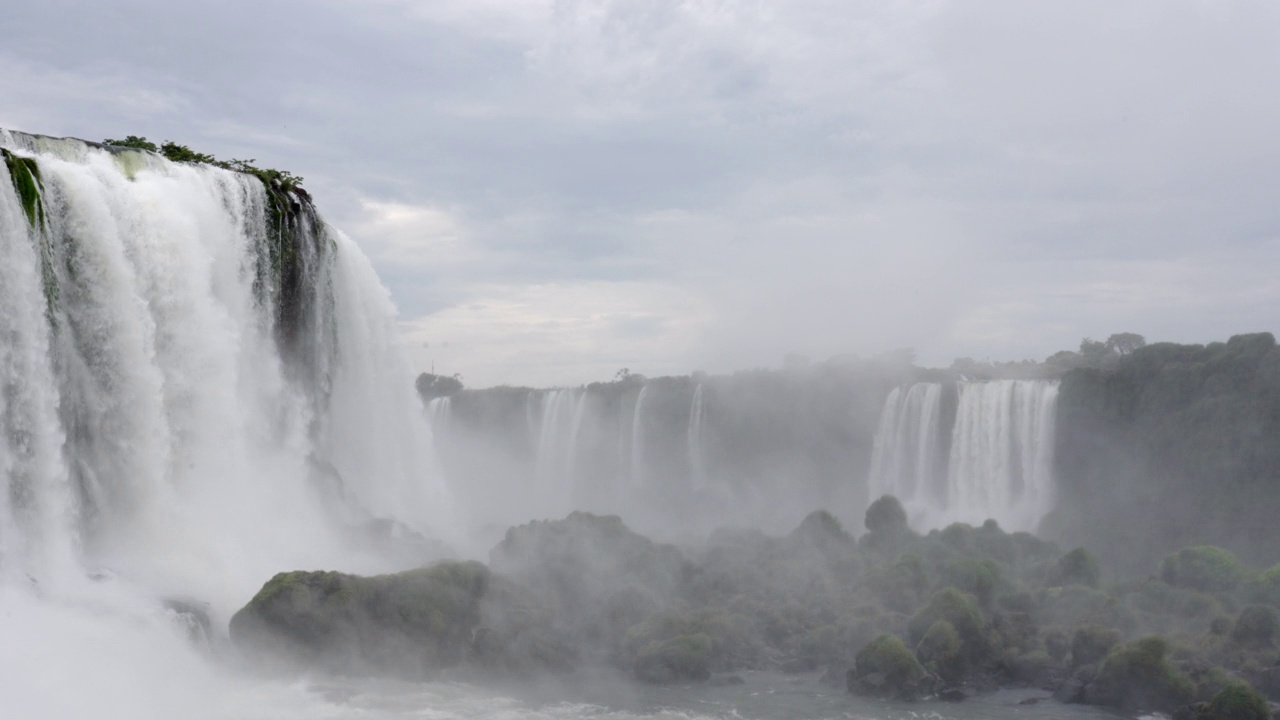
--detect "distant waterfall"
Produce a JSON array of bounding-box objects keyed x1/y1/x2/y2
[
  {"x1": 425, "y1": 397, "x2": 452, "y2": 435},
  {"x1": 867, "y1": 383, "x2": 944, "y2": 511},
  {"x1": 947, "y1": 380, "x2": 1058, "y2": 531},
  {"x1": 868, "y1": 379, "x2": 1058, "y2": 531},
  {"x1": 534, "y1": 389, "x2": 587, "y2": 505},
  {"x1": 630, "y1": 385, "x2": 649, "y2": 488},
  {"x1": 688, "y1": 383, "x2": 707, "y2": 490}
]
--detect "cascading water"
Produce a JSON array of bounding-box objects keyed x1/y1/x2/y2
[
  {"x1": 0, "y1": 130, "x2": 455, "y2": 717},
  {"x1": 533, "y1": 388, "x2": 587, "y2": 511},
  {"x1": 947, "y1": 380, "x2": 1058, "y2": 531},
  {"x1": 687, "y1": 383, "x2": 707, "y2": 490},
  {"x1": 867, "y1": 383, "x2": 944, "y2": 515},
  {"x1": 868, "y1": 379, "x2": 1058, "y2": 532},
  {"x1": 426, "y1": 396, "x2": 453, "y2": 434},
  {"x1": 629, "y1": 384, "x2": 649, "y2": 488}
]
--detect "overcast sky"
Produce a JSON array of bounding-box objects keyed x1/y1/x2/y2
[{"x1": 4, "y1": 0, "x2": 1278, "y2": 387}]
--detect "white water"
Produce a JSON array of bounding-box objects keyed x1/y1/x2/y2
[
  {"x1": 0, "y1": 131, "x2": 456, "y2": 718},
  {"x1": 687, "y1": 383, "x2": 707, "y2": 490},
  {"x1": 629, "y1": 385, "x2": 649, "y2": 489},
  {"x1": 868, "y1": 380, "x2": 1058, "y2": 532},
  {"x1": 533, "y1": 388, "x2": 588, "y2": 513}
]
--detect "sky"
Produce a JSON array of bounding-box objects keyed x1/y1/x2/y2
[{"x1": 3, "y1": 0, "x2": 1278, "y2": 388}]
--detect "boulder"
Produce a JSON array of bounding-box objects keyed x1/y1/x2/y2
[
  {"x1": 229, "y1": 560, "x2": 489, "y2": 676},
  {"x1": 849, "y1": 634, "x2": 928, "y2": 700}
]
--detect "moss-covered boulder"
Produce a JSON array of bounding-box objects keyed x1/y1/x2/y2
[
  {"x1": 1202, "y1": 679, "x2": 1272, "y2": 720},
  {"x1": 1050, "y1": 548, "x2": 1101, "y2": 588},
  {"x1": 1230, "y1": 606, "x2": 1278, "y2": 647},
  {"x1": 1071, "y1": 624, "x2": 1122, "y2": 669},
  {"x1": 908, "y1": 588, "x2": 991, "y2": 666},
  {"x1": 488, "y1": 512, "x2": 685, "y2": 657},
  {"x1": 849, "y1": 634, "x2": 928, "y2": 700},
  {"x1": 916, "y1": 620, "x2": 963, "y2": 680},
  {"x1": 229, "y1": 561, "x2": 489, "y2": 676},
  {"x1": 633, "y1": 633, "x2": 714, "y2": 683},
  {"x1": 1084, "y1": 635, "x2": 1195, "y2": 713},
  {"x1": 1161, "y1": 547, "x2": 1249, "y2": 594}
]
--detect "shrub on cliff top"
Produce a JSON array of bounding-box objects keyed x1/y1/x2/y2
[{"x1": 1204, "y1": 679, "x2": 1271, "y2": 720}]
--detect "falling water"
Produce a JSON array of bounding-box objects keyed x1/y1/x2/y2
[
  {"x1": 0, "y1": 131, "x2": 457, "y2": 716},
  {"x1": 426, "y1": 396, "x2": 452, "y2": 434},
  {"x1": 946, "y1": 380, "x2": 1058, "y2": 531},
  {"x1": 867, "y1": 383, "x2": 944, "y2": 516},
  {"x1": 533, "y1": 389, "x2": 587, "y2": 509},
  {"x1": 687, "y1": 383, "x2": 708, "y2": 490},
  {"x1": 629, "y1": 385, "x2": 649, "y2": 489},
  {"x1": 868, "y1": 379, "x2": 1057, "y2": 532}
]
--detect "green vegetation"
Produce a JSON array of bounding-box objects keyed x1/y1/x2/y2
[
  {"x1": 851, "y1": 634, "x2": 927, "y2": 699},
  {"x1": 101, "y1": 136, "x2": 304, "y2": 190},
  {"x1": 1204, "y1": 679, "x2": 1271, "y2": 720},
  {"x1": 1070, "y1": 624, "x2": 1121, "y2": 668},
  {"x1": 1161, "y1": 547, "x2": 1250, "y2": 594},
  {"x1": 1055, "y1": 333, "x2": 1280, "y2": 571},
  {"x1": 1088, "y1": 636, "x2": 1195, "y2": 712},
  {"x1": 1051, "y1": 548, "x2": 1101, "y2": 588},
  {"x1": 3, "y1": 148, "x2": 58, "y2": 318}
]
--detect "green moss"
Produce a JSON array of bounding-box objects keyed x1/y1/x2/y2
[
  {"x1": 853, "y1": 634, "x2": 926, "y2": 697},
  {"x1": 1091, "y1": 635, "x2": 1195, "y2": 712},
  {"x1": 1230, "y1": 605, "x2": 1278, "y2": 646},
  {"x1": 633, "y1": 633, "x2": 714, "y2": 683},
  {"x1": 908, "y1": 587, "x2": 988, "y2": 661},
  {"x1": 1051, "y1": 547, "x2": 1101, "y2": 588},
  {"x1": 939, "y1": 558, "x2": 1002, "y2": 608},
  {"x1": 1160, "y1": 546, "x2": 1249, "y2": 594},
  {"x1": 1071, "y1": 624, "x2": 1121, "y2": 668},
  {"x1": 916, "y1": 619, "x2": 962, "y2": 679},
  {"x1": 1205, "y1": 679, "x2": 1270, "y2": 720},
  {"x1": 3, "y1": 148, "x2": 46, "y2": 230}
]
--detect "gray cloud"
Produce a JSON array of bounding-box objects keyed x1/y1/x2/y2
[{"x1": 4, "y1": 0, "x2": 1278, "y2": 386}]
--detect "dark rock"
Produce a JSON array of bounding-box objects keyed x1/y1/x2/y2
[
  {"x1": 1019, "y1": 697, "x2": 1042, "y2": 705},
  {"x1": 229, "y1": 560, "x2": 489, "y2": 677},
  {"x1": 710, "y1": 674, "x2": 746, "y2": 686},
  {"x1": 1082, "y1": 636, "x2": 1194, "y2": 713},
  {"x1": 1054, "y1": 671, "x2": 1089, "y2": 704},
  {"x1": 938, "y1": 687, "x2": 968, "y2": 702}
]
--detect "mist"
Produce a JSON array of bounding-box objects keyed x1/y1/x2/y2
[{"x1": 3, "y1": 1, "x2": 1280, "y2": 719}]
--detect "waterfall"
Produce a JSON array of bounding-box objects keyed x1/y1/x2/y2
[
  {"x1": 947, "y1": 380, "x2": 1058, "y2": 532},
  {"x1": 426, "y1": 396, "x2": 452, "y2": 434},
  {"x1": 687, "y1": 383, "x2": 707, "y2": 490},
  {"x1": 867, "y1": 383, "x2": 944, "y2": 515},
  {"x1": 868, "y1": 379, "x2": 1058, "y2": 532},
  {"x1": 629, "y1": 385, "x2": 649, "y2": 488},
  {"x1": 0, "y1": 131, "x2": 454, "y2": 610},
  {"x1": 533, "y1": 389, "x2": 586, "y2": 509}
]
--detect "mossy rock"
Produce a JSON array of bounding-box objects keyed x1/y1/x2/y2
[
  {"x1": 633, "y1": 632, "x2": 714, "y2": 683},
  {"x1": 1072, "y1": 624, "x2": 1122, "y2": 668},
  {"x1": 908, "y1": 587, "x2": 990, "y2": 664},
  {"x1": 1230, "y1": 606, "x2": 1278, "y2": 647},
  {"x1": 1050, "y1": 548, "x2": 1101, "y2": 589},
  {"x1": 939, "y1": 558, "x2": 1002, "y2": 608},
  {"x1": 1160, "y1": 547, "x2": 1249, "y2": 594},
  {"x1": 916, "y1": 620, "x2": 963, "y2": 680},
  {"x1": 1247, "y1": 564, "x2": 1280, "y2": 607},
  {"x1": 1085, "y1": 635, "x2": 1196, "y2": 713},
  {"x1": 229, "y1": 561, "x2": 489, "y2": 676},
  {"x1": 850, "y1": 634, "x2": 927, "y2": 700},
  {"x1": 1203, "y1": 679, "x2": 1271, "y2": 720}
]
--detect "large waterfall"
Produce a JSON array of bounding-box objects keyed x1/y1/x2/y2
[
  {"x1": 0, "y1": 131, "x2": 457, "y2": 715},
  {"x1": 868, "y1": 379, "x2": 1059, "y2": 532}
]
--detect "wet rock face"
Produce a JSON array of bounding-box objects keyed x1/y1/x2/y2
[{"x1": 229, "y1": 561, "x2": 489, "y2": 677}]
